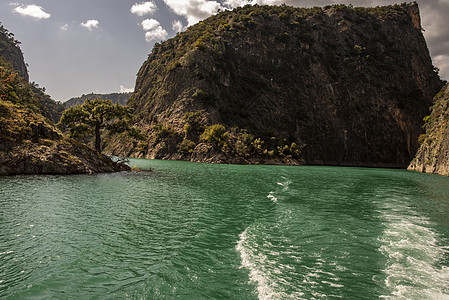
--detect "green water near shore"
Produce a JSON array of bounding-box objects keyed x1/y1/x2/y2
[{"x1": 1, "y1": 159, "x2": 449, "y2": 299}]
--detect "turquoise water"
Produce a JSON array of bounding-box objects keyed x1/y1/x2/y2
[{"x1": 1, "y1": 159, "x2": 449, "y2": 299}]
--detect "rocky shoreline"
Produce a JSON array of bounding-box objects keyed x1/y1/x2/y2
[{"x1": 0, "y1": 100, "x2": 129, "y2": 176}]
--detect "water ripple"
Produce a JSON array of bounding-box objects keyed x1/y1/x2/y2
[{"x1": 1, "y1": 162, "x2": 449, "y2": 299}]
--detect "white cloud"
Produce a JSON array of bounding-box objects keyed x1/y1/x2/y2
[
  {"x1": 14, "y1": 4, "x2": 51, "y2": 20},
  {"x1": 141, "y1": 19, "x2": 160, "y2": 31},
  {"x1": 131, "y1": 1, "x2": 157, "y2": 16},
  {"x1": 145, "y1": 26, "x2": 168, "y2": 42},
  {"x1": 140, "y1": 18, "x2": 168, "y2": 42},
  {"x1": 120, "y1": 85, "x2": 134, "y2": 93},
  {"x1": 81, "y1": 20, "x2": 100, "y2": 31},
  {"x1": 172, "y1": 20, "x2": 185, "y2": 32},
  {"x1": 60, "y1": 24, "x2": 69, "y2": 31},
  {"x1": 163, "y1": 0, "x2": 223, "y2": 26},
  {"x1": 223, "y1": 0, "x2": 248, "y2": 8}
]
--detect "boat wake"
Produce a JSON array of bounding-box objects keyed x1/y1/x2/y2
[
  {"x1": 236, "y1": 226, "x2": 306, "y2": 299},
  {"x1": 237, "y1": 177, "x2": 291, "y2": 299},
  {"x1": 377, "y1": 197, "x2": 449, "y2": 299}
]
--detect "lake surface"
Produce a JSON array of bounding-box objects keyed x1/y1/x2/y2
[{"x1": 1, "y1": 159, "x2": 449, "y2": 299}]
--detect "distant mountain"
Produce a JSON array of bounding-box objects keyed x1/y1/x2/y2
[
  {"x1": 64, "y1": 92, "x2": 132, "y2": 108},
  {"x1": 106, "y1": 3, "x2": 443, "y2": 167}
]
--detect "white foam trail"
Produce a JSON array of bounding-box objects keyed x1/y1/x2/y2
[
  {"x1": 236, "y1": 227, "x2": 279, "y2": 299},
  {"x1": 276, "y1": 177, "x2": 292, "y2": 192},
  {"x1": 267, "y1": 192, "x2": 278, "y2": 204},
  {"x1": 236, "y1": 227, "x2": 306, "y2": 299},
  {"x1": 378, "y1": 199, "x2": 449, "y2": 299}
]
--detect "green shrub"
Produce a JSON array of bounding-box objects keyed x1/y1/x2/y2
[
  {"x1": 227, "y1": 127, "x2": 254, "y2": 157},
  {"x1": 418, "y1": 134, "x2": 427, "y2": 145},
  {"x1": 192, "y1": 89, "x2": 216, "y2": 106},
  {"x1": 178, "y1": 139, "x2": 196, "y2": 155},
  {"x1": 153, "y1": 123, "x2": 173, "y2": 142},
  {"x1": 183, "y1": 111, "x2": 205, "y2": 138},
  {"x1": 137, "y1": 141, "x2": 149, "y2": 153},
  {"x1": 202, "y1": 124, "x2": 229, "y2": 149},
  {"x1": 353, "y1": 45, "x2": 366, "y2": 56}
]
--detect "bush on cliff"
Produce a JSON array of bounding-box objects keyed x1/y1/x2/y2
[{"x1": 202, "y1": 124, "x2": 229, "y2": 149}]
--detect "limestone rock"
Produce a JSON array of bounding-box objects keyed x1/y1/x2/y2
[{"x1": 408, "y1": 84, "x2": 449, "y2": 176}]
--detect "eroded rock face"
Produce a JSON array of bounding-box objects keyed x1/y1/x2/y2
[
  {"x1": 107, "y1": 3, "x2": 442, "y2": 167},
  {"x1": 408, "y1": 84, "x2": 449, "y2": 176},
  {"x1": 0, "y1": 100, "x2": 129, "y2": 176}
]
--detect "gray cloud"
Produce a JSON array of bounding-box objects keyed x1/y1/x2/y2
[{"x1": 412, "y1": 0, "x2": 449, "y2": 79}]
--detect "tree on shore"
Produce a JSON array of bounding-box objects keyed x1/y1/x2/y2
[{"x1": 57, "y1": 98, "x2": 142, "y2": 152}]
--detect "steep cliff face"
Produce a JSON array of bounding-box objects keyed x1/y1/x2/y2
[
  {"x1": 0, "y1": 23, "x2": 28, "y2": 81},
  {"x1": 107, "y1": 3, "x2": 442, "y2": 167},
  {"x1": 408, "y1": 84, "x2": 449, "y2": 176}
]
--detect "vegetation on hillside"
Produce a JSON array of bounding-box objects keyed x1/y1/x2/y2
[
  {"x1": 0, "y1": 98, "x2": 60, "y2": 143},
  {"x1": 0, "y1": 56, "x2": 64, "y2": 123},
  {"x1": 172, "y1": 110, "x2": 303, "y2": 160},
  {"x1": 199, "y1": 124, "x2": 302, "y2": 159}
]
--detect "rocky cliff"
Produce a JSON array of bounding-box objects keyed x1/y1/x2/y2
[
  {"x1": 106, "y1": 3, "x2": 443, "y2": 167},
  {"x1": 408, "y1": 84, "x2": 449, "y2": 176},
  {"x1": 0, "y1": 99, "x2": 129, "y2": 175},
  {"x1": 0, "y1": 25, "x2": 129, "y2": 175},
  {"x1": 0, "y1": 23, "x2": 28, "y2": 81}
]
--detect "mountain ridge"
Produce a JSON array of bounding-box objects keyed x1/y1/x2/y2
[{"x1": 64, "y1": 92, "x2": 132, "y2": 108}]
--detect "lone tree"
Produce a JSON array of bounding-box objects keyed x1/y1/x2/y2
[{"x1": 57, "y1": 98, "x2": 141, "y2": 152}]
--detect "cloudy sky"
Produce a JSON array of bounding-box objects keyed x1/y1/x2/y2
[{"x1": 0, "y1": 0, "x2": 447, "y2": 102}]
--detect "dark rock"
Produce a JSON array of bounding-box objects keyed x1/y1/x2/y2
[{"x1": 106, "y1": 3, "x2": 443, "y2": 167}]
